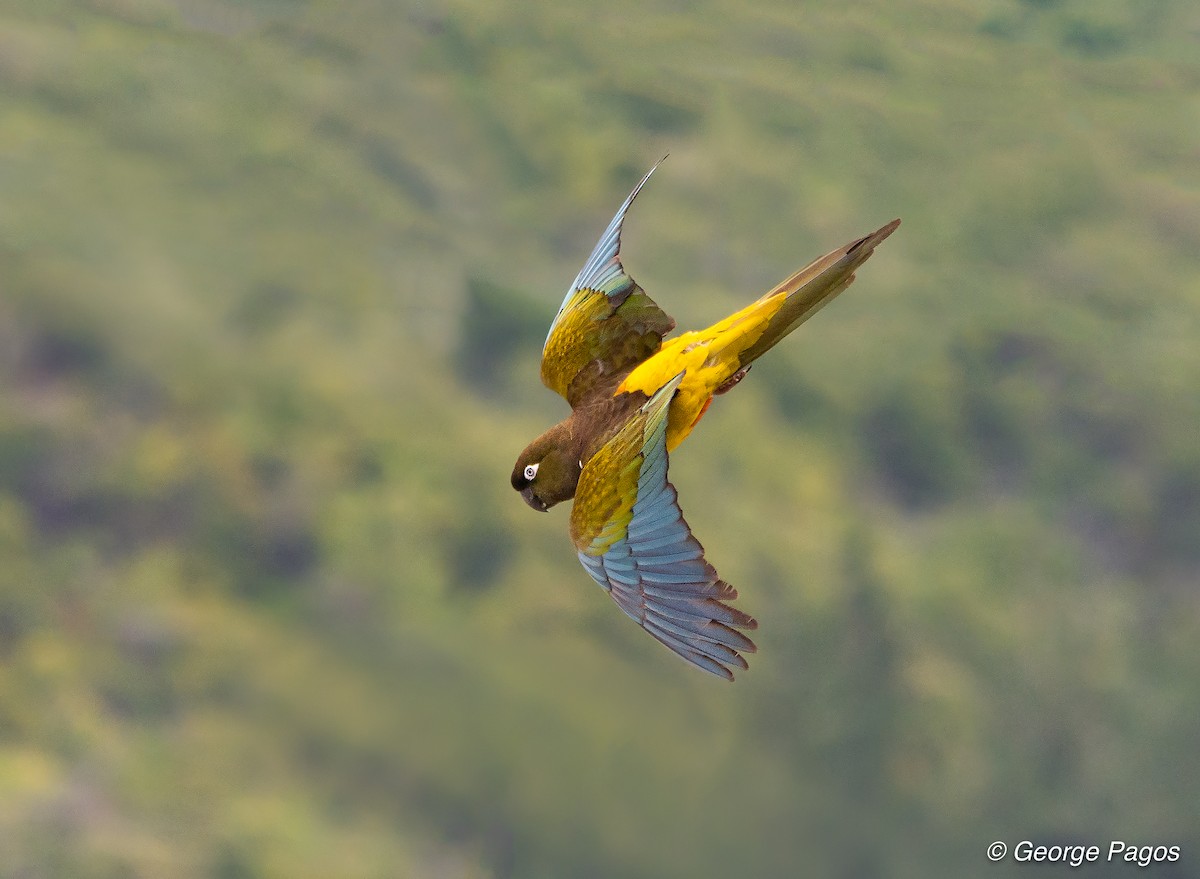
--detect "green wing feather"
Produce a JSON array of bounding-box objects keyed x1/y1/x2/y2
[
  {"x1": 541, "y1": 161, "x2": 675, "y2": 406},
  {"x1": 569, "y1": 373, "x2": 758, "y2": 680}
]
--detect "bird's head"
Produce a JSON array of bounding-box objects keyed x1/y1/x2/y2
[{"x1": 511, "y1": 427, "x2": 582, "y2": 512}]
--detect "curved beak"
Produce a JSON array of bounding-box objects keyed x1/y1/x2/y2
[{"x1": 520, "y1": 486, "x2": 549, "y2": 512}]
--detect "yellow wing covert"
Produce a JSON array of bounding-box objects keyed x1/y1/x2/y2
[
  {"x1": 541, "y1": 161, "x2": 675, "y2": 406},
  {"x1": 569, "y1": 373, "x2": 758, "y2": 680}
]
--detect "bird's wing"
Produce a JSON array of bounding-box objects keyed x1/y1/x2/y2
[
  {"x1": 569, "y1": 372, "x2": 758, "y2": 680},
  {"x1": 541, "y1": 161, "x2": 676, "y2": 407}
]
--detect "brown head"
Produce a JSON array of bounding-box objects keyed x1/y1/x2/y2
[{"x1": 511, "y1": 422, "x2": 584, "y2": 512}]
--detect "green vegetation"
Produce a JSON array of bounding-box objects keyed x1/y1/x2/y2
[{"x1": 1, "y1": 0, "x2": 1197, "y2": 876}]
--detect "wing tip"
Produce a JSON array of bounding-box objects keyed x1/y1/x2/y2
[
  {"x1": 642, "y1": 615, "x2": 756, "y2": 681},
  {"x1": 683, "y1": 647, "x2": 745, "y2": 682},
  {"x1": 625, "y1": 156, "x2": 668, "y2": 213}
]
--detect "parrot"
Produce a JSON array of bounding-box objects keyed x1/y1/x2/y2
[{"x1": 511, "y1": 160, "x2": 899, "y2": 680}]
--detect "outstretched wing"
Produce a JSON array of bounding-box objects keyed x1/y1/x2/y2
[
  {"x1": 541, "y1": 161, "x2": 676, "y2": 406},
  {"x1": 569, "y1": 372, "x2": 758, "y2": 680}
]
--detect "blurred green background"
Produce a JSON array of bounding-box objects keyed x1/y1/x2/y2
[{"x1": 1, "y1": 0, "x2": 1198, "y2": 876}]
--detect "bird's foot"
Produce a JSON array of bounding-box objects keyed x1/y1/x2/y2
[{"x1": 715, "y1": 365, "x2": 751, "y2": 395}]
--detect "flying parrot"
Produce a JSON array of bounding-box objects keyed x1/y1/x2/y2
[{"x1": 511, "y1": 160, "x2": 899, "y2": 680}]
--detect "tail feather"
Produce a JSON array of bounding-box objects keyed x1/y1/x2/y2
[{"x1": 736, "y1": 218, "x2": 900, "y2": 367}]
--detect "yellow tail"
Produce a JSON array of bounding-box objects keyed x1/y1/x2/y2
[
  {"x1": 735, "y1": 217, "x2": 900, "y2": 368},
  {"x1": 619, "y1": 218, "x2": 900, "y2": 449}
]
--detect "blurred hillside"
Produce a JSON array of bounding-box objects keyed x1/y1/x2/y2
[{"x1": 1, "y1": 0, "x2": 1198, "y2": 876}]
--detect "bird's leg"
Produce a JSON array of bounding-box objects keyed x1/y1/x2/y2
[{"x1": 715, "y1": 365, "x2": 751, "y2": 395}]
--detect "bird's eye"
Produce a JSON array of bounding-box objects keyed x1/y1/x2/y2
[{"x1": 523, "y1": 463, "x2": 539, "y2": 481}]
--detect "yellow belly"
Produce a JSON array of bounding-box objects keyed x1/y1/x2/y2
[{"x1": 616, "y1": 293, "x2": 787, "y2": 450}]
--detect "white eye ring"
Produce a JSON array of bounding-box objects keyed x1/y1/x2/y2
[{"x1": 523, "y1": 463, "x2": 539, "y2": 480}]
